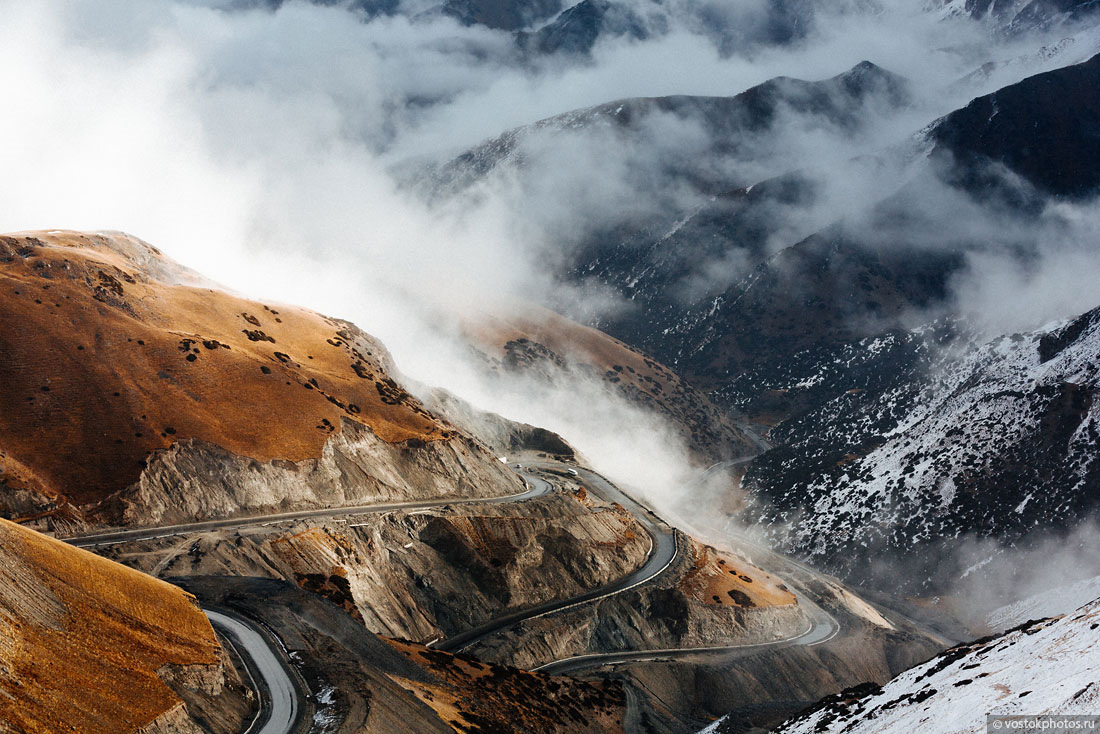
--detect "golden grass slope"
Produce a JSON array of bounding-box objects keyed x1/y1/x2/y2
[
  {"x1": 0, "y1": 231, "x2": 452, "y2": 521},
  {"x1": 0, "y1": 517, "x2": 220, "y2": 733},
  {"x1": 679, "y1": 539, "x2": 798, "y2": 609}
]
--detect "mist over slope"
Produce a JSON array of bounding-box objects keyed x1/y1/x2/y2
[
  {"x1": 1, "y1": 0, "x2": 1098, "y2": 648},
  {"x1": 0, "y1": 230, "x2": 524, "y2": 532},
  {"x1": 2, "y1": 2, "x2": 1100, "y2": 732}
]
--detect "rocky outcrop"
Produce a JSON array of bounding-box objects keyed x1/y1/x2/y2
[
  {"x1": 115, "y1": 418, "x2": 523, "y2": 529},
  {"x1": 112, "y1": 491, "x2": 649, "y2": 643},
  {"x1": 382, "y1": 638, "x2": 626, "y2": 733},
  {"x1": 419, "y1": 386, "x2": 576, "y2": 459},
  {"x1": 485, "y1": 590, "x2": 809, "y2": 671},
  {"x1": 619, "y1": 568, "x2": 944, "y2": 732},
  {"x1": 469, "y1": 533, "x2": 809, "y2": 670},
  {"x1": 178, "y1": 576, "x2": 628, "y2": 734}
]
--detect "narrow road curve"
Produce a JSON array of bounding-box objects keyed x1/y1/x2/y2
[
  {"x1": 66, "y1": 454, "x2": 843, "y2": 722},
  {"x1": 61, "y1": 470, "x2": 553, "y2": 734},
  {"x1": 435, "y1": 465, "x2": 678, "y2": 653},
  {"x1": 66, "y1": 476, "x2": 553, "y2": 548},
  {"x1": 437, "y1": 460, "x2": 842, "y2": 673},
  {"x1": 205, "y1": 610, "x2": 300, "y2": 734},
  {"x1": 532, "y1": 586, "x2": 840, "y2": 675}
]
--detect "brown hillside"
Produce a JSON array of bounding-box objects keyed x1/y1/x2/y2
[
  {"x1": 0, "y1": 231, "x2": 451, "y2": 522},
  {"x1": 466, "y1": 303, "x2": 751, "y2": 461},
  {"x1": 383, "y1": 638, "x2": 625, "y2": 733},
  {"x1": 679, "y1": 539, "x2": 797, "y2": 609},
  {"x1": 0, "y1": 517, "x2": 221, "y2": 733}
]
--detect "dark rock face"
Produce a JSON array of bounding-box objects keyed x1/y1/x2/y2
[
  {"x1": 517, "y1": 0, "x2": 649, "y2": 56},
  {"x1": 592, "y1": 230, "x2": 963, "y2": 417},
  {"x1": 741, "y1": 307, "x2": 1100, "y2": 592},
  {"x1": 931, "y1": 52, "x2": 1100, "y2": 199},
  {"x1": 439, "y1": 0, "x2": 563, "y2": 29}
]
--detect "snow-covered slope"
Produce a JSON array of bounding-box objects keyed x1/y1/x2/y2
[
  {"x1": 744, "y1": 305, "x2": 1100, "y2": 590},
  {"x1": 771, "y1": 597, "x2": 1100, "y2": 734},
  {"x1": 931, "y1": 0, "x2": 1100, "y2": 35}
]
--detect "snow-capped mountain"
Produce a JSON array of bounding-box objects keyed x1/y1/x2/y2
[
  {"x1": 768, "y1": 597, "x2": 1100, "y2": 734},
  {"x1": 418, "y1": 59, "x2": 911, "y2": 202},
  {"x1": 933, "y1": 0, "x2": 1100, "y2": 35},
  {"x1": 744, "y1": 305, "x2": 1100, "y2": 591},
  {"x1": 587, "y1": 52, "x2": 1100, "y2": 418}
]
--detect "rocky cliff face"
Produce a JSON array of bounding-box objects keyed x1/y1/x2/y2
[
  {"x1": 381, "y1": 638, "x2": 626, "y2": 733},
  {"x1": 119, "y1": 419, "x2": 523, "y2": 529},
  {"x1": 0, "y1": 517, "x2": 250, "y2": 734},
  {"x1": 0, "y1": 230, "x2": 523, "y2": 533},
  {"x1": 110, "y1": 489, "x2": 649, "y2": 644},
  {"x1": 178, "y1": 576, "x2": 628, "y2": 734},
  {"x1": 469, "y1": 533, "x2": 809, "y2": 670}
]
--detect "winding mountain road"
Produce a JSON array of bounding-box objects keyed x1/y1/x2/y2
[
  {"x1": 435, "y1": 465, "x2": 678, "y2": 653},
  {"x1": 433, "y1": 458, "x2": 844, "y2": 674},
  {"x1": 205, "y1": 610, "x2": 300, "y2": 734},
  {"x1": 532, "y1": 585, "x2": 840, "y2": 675},
  {"x1": 66, "y1": 476, "x2": 554, "y2": 548},
  {"x1": 66, "y1": 456, "x2": 844, "y2": 732},
  {"x1": 438, "y1": 461, "x2": 842, "y2": 674}
]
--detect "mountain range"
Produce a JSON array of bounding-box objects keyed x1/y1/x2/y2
[{"x1": 3, "y1": 1, "x2": 1100, "y2": 732}]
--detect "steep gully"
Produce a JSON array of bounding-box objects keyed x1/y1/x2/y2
[{"x1": 62, "y1": 454, "x2": 842, "y2": 733}]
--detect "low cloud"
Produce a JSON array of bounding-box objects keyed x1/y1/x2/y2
[
  {"x1": 1, "y1": 0, "x2": 1098, "y2": 526},
  {"x1": 948, "y1": 519, "x2": 1100, "y2": 630}
]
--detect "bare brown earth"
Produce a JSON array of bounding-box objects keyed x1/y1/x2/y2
[
  {"x1": 465, "y1": 303, "x2": 752, "y2": 462},
  {"x1": 470, "y1": 530, "x2": 810, "y2": 671},
  {"x1": 0, "y1": 230, "x2": 455, "y2": 525},
  {"x1": 679, "y1": 539, "x2": 797, "y2": 609},
  {"x1": 384, "y1": 638, "x2": 625, "y2": 733},
  {"x1": 0, "y1": 517, "x2": 237, "y2": 734},
  {"x1": 176, "y1": 575, "x2": 629, "y2": 734}
]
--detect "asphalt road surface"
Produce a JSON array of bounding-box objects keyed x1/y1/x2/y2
[
  {"x1": 66, "y1": 457, "x2": 842, "y2": 730},
  {"x1": 205, "y1": 610, "x2": 299, "y2": 734},
  {"x1": 66, "y1": 476, "x2": 553, "y2": 548}
]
